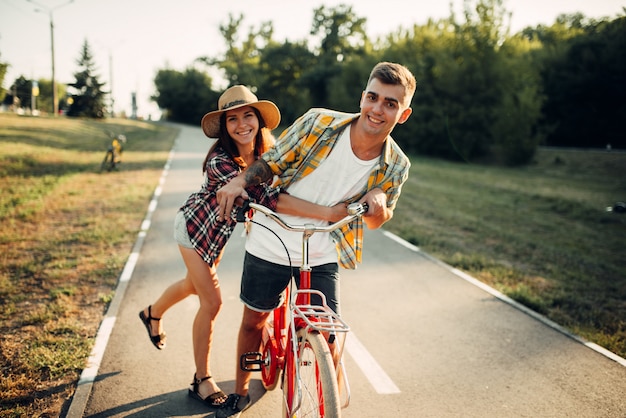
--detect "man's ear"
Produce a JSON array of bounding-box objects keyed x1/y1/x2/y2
[{"x1": 397, "y1": 107, "x2": 413, "y2": 124}]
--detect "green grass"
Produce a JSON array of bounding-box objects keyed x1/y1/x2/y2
[
  {"x1": 386, "y1": 149, "x2": 626, "y2": 356},
  {"x1": 0, "y1": 113, "x2": 179, "y2": 417}
]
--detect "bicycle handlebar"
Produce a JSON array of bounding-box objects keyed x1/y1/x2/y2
[{"x1": 236, "y1": 201, "x2": 368, "y2": 233}]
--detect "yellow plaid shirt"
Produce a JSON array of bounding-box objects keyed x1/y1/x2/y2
[{"x1": 263, "y1": 108, "x2": 411, "y2": 269}]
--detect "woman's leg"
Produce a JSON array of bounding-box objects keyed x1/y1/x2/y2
[
  {"x1": 179, "y1": 245, "x2": 225, "y2": 400},
  {"x1": 142, "y1": 276, "x2": 196, "y2": 340}
]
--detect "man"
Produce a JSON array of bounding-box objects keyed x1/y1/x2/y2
[{"x1": 216, "y1": 61, "x2": 416, "y2": 417}]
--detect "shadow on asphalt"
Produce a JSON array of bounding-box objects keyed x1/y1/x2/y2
[{"x1": 86, "y1": 389, "x2": 219, "y2": 418}]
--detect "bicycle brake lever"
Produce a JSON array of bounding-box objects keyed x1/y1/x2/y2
[
  {"x1": 347, "y1": 202, "x2": 368, "y2": 216},
  {"x1": 235, "y1": 200, "x2": 252, "y2": 222}
]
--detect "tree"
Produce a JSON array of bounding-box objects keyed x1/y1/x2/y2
[
  {"x1": 377, "y1": 19, "x2": 460, "y2": 158},
  {"x1": 150, "y1": 3, "x2": 625, "y2": 164},
  {"x1": 152, "y1": 67, "x2": 218, "y2": 125},
  {"x1": 326, "y1": 56, "x2": 377, "y2": 113},
  {"x1": 489, "y1": 34, "x2": 545, "y2": 164},
  {"x1": 35, "y1": 78, "x2": 65, "y2": 114},
  {"x1": 0, "y1": 53, "x2": 8, "y2": 104},
  {"x1": 539, "y1": 16, "x2": 626, "y2": 148},
  {"x1": 300, "y1": 4, "x2": 368, "y2": 107},
  {"x1": 66, "y1": 40, "x2": 107, "y2": 118},
  {"x1": 7, "y1": 76, "x2": 31, "y2": 110},
  {"x1": 441, "y1": 0, "x2": 511, "y2": 161},
  {"x1": 199, "y1": 13, "x2": 274, "y2": 89},
  {"x1": 257, "y1": 41, "x2": 316, "y2": 123}
]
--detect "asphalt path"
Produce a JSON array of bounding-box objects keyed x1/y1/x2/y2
[{"x1": 67, "y1": 124, "x2": 626, "y2": 417}]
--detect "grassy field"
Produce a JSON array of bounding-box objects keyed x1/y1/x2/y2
[
  {"x1": 0, "y1": 113, "x2": 179, "y2": 417},
  {"x1": 386, "y1": 149, "x2": 626, "y2": 356},
  {"x1": 0, "y1": 112, "x2": 624, "y2": 417}
]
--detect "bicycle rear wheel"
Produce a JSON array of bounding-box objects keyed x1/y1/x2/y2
[{"x1": 283, "y1": 328, "x2": 340, "y2": 418}]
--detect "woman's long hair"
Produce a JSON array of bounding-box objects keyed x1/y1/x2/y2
[{"x1": 202, "y1": 107, "x2": 275, "y2": 173}]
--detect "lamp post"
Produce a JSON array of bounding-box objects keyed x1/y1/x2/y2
[
  {"x1": 28, "y1": 0, "x2": 74, "y2": 116},
  {"x1": 96, "y1": 39, "x2": 125, "y2": 117}
]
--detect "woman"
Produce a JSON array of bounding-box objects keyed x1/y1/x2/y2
[{"x1": 139, "y1": 85, "x2": 346, "y2": 409}]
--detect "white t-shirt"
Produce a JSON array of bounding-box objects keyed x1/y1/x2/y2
[{"x1": 246, "y1": 125, "x2": 378, "y2": 266}]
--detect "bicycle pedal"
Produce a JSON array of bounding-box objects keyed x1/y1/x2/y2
[{"x1": 240, "y1": 351, "x2": 264, "y2": 372}]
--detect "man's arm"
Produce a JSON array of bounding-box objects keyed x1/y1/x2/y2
[
  {"x1": 276, "y1": 194, "x2": 349, "y2": 223},
  {"x1": 216, "y1": 159, "x2": 274, "y2": 221}
]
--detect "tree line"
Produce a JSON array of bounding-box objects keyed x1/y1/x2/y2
[
  {"x1": 152, "y1": 0, "x2": 624, "y2": 165},
  {"x1": 1, "y1": 40, "x2": 107, "y2": 118},
  {"x1": 1, "y1": 0, "x2": 624, "y2": 165}
]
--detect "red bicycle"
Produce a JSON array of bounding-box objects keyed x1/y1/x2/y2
[{"x1": 237, "y1": 201, "x2": 368, "y2": 418}]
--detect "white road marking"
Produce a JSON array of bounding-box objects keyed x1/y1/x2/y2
[
  {"x1": 382, "y1": 229, "x2": 626, "y2": 368},
  {"x1": 382, "y1": 230, "x2": 419, "y2": 251},
  {"x1": 66, "y1": 141, "x2": 178, "y2": 417},
  {"x1": 345, "y1": 332, "x2": 401, "y2": 394}
]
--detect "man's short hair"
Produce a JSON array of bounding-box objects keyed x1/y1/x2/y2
[{"x1": 367, "y1": 62, "x2": 416, "y2": 106}]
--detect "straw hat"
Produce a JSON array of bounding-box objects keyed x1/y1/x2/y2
[{"x1": 201, "y1": 85, "x2": 281, "y2": 138}]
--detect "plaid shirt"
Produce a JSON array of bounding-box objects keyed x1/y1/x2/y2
[
  {"x1": 263, "y1": 108, "x2": 411, "y2": 269},
  {"x1": 181, "y1": 145, "x2": 279, "y2": 266}
]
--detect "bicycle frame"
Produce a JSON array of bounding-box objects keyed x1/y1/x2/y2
[
  {"x1": 239, "y1": 201, "x2": 367, "y2": 417},
  {"x1": 99, "y1": 134, "x2": 125, "y2": 172}
]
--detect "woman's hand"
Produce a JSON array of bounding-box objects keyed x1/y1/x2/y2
[{"x1": 216, "y1": 176, "x2": 249, "y2": 221}]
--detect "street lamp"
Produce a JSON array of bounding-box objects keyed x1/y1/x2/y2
[
  {"x1": 28, "y1": 0, "x2": 74, "y2": 116},
  {"x1": 96, "y1": 39, "x2": 125, "y2": 117}
]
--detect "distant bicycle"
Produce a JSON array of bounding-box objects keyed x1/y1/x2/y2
[{"x1": 100, "y1": 134, "x2": 126, "y2": 172}]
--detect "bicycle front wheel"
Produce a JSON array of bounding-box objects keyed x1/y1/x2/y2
[
  {"x1": 283, "y1": 329, "x2": 340, "y2": 418},
  {"x1": 100, "y1": 151, "x2": 114, "y2": 172}
]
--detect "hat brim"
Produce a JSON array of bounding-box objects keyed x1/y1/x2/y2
[{"x1": 201, "y1": 100, "x2": 281, "y2": 138}]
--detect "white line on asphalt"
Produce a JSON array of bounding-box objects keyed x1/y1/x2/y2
[
  {"x1": 345, "y1": 332, "x2": 401, "y2": 394},
  {"x1": 78, "y1": 316, "x2": 115, "y2": 383},
  {"x1": 65, "y1": 140, "x2": 179, "y2": 418},
  {"x1": 381, "y1": 229, "x2": 626, "y2": 368},
  {"x1": 382, "y1": 230, "x2": 419, "y2": 251}
]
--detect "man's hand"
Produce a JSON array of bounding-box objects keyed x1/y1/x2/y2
[
  {"x1": 216, "y1": 175, "x2": 249, "y2": 221},
  {"x1": 360, "y1": 188, "x2": 391, "y2": 229}
]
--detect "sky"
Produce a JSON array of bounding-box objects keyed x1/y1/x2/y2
[{"x1": 1, "y1": 0, "x2": 624, "y2": 119}]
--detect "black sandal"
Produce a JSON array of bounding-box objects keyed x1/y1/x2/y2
[
  {"x1": 138, "y1": 306, "x2": 166, "y2": 350},
  {"x1": 217, "y1": 393, "x2": 251, "y2": 418},
  {"x1": 188, "y1": 374, "x2": 227, "y2": 409}
]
